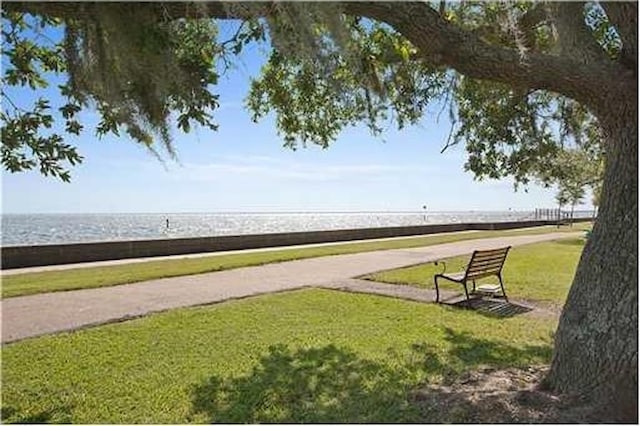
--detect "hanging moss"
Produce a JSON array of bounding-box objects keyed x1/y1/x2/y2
[{"x1": 62, "y1": 3, "x2": 220, "y2": 157}]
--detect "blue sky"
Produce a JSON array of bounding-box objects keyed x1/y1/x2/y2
[{"x1": 1, "y1": 21, "x2": 593, "y2": 214}]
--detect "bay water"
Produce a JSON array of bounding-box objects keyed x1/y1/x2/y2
[{"x1": 1, "y1": 211, "x2": 592, "y2": 247}]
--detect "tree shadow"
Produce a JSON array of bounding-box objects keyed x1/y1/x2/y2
[
  {"x1": 441, "y1": 327, "x2": 551, "y2": 370},
  {"x1": 188, "y1": 344, "x2": 425, "y2": 423},
  {"x1": 444, "y1": 297, "x2": 533, "y2": 318},
  {"x1": 188, "y1": 332, "x2": 554, "y2": 423},
  {"x1": 1, "y1": 404, "x2": 73, "y2": 424}
]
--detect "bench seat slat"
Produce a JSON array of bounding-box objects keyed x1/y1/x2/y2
[
  {"x1": 466, "y1": 270, "x2": 501, "y2": 280},
  {"x1": 439, "y1": 271, "x2": 466, "y2": 282}
]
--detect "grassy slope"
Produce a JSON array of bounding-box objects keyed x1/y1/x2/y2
[
  {"x1": 364, "y1": 238, "x2": 585, "y2": 304},
  {"x1": 2, "y1": 224, "x2": 589, "y2": 298},
  {"x1": 1, "y1": 239, "x2": 584, "y2": 423}
]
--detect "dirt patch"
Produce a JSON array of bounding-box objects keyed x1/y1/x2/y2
[{"x1": 410, "y1": 365, "x2": 606, "y2": 423}]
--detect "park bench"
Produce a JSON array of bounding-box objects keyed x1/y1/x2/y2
[{"x1": 433, "y1": 246, "x2": 510, "y2": 303}]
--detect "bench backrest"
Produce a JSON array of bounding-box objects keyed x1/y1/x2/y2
[{"x1": 464, "y1": 246, "x2": 511, "y2": 280}]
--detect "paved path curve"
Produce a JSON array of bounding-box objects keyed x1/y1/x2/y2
[{"x1": 1, "y1": 232, "x2": 579, "y2": 343}]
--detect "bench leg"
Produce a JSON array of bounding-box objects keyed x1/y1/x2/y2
[
  {"x1": 434, "y1": 276, "x2": 440, "y2": 303},
  {"x1": 498, "y1": 275, "x2": 508, "y2": 302},
  {"x1": 463, "y1": 282, "x2": 470, "y2": 301}
]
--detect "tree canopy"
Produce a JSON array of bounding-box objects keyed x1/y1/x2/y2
[{"x1": 0, "y1": 2, "x2": 618, "y2": 187}]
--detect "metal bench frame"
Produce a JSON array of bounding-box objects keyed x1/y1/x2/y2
[{"x1": 434, "y1": 246, "x2": 511, "y2": 303}]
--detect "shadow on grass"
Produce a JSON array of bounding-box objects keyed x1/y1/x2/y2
[
  {"x1": 1, "y1": 404, "x2": 73, "y2": 424},
  {"x1": 442, "y1": 328, "x2": 551, "y2": 369},
  {"x1": 444, "y1": 298, "x2": 534, "y2": 318},
  {"x1": 188, "y1": 330, "x2": 553, "y2": 423},
  {"x1": 188, "y1": 344, "x2": 421, "y2": 423}
]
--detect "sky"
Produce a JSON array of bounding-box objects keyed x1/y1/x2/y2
[{"x1": 1, "y1": 21, "x2": 594, "y2": 214}]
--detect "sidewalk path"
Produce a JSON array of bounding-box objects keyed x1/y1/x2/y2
[{"x1": 1, "y1": 232, "x2": 579, "y2": 343}]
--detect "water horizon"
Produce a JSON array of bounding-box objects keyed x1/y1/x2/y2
[
  {"x1": 3, "y1": 208, "x2": 544, "y2": 215},
  {"x1": 1, "y1": 210, "x2": 593, "y2": 247}
]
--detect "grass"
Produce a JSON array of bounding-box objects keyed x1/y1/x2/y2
[
  {"x1": 1, "y1": 237, "x2": 585, "y2": 423},
  {"x1": 1, "y1": 223, "x2": 589, "y2": 298},
  {"x1": 364, "y1": 238, "x2": 586, "y2": 304},
  {"x1": 2, "y1": 289, "x2": 559, "y2": 424}
]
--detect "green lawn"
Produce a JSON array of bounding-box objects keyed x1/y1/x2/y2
[
  {"x1": 364, "y1": 238, "x2": 585, "y2": 304},
  {"x1": 2, "y1": 289, "x2": 558, "y2": 424},
  {"x1": 1, "y1": 238, "x2": 585, "y2": 423},
  {"x1": 2, "y1": 223, "x2": 589, "y2": 298}
]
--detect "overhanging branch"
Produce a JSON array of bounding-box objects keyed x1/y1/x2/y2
[
  {"x1": 3, "y1": 1, "x2": 633, "y2": 112},
  {"x1": 342, "y1": 2, "x2": 630, "y2": 110}
]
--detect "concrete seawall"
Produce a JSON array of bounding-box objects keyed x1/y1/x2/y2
[{"x1": 1, "y1": 219, "x2": 590, "y2": 269}]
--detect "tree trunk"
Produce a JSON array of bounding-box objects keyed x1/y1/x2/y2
[
  {"x1": 570, "y1": 203, "x2": 574, "y2": 227},
  {"x1": 544, "y1": 96, "x2": 638, "y2": 422}
]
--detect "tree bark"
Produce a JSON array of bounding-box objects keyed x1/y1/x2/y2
[
  {"x1": 570, "y1": 203, "x2": 574, "y2": 227},
  {"x1": 544, "y1": 89, "x2": 638, "y2": 422},
  {"x1": 601, "y1": 2, "x2": 638, "y2": 71}
]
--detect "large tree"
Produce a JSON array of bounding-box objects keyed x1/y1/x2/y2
[{"x1": 2, "y1": 1, "x2": 637, "y2": 421}]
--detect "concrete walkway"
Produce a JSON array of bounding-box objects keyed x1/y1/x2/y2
[{"x1": 1, "y1": 232, "x2": 578, "y2": 343}]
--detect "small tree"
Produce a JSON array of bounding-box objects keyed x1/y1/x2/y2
[
  {"x1": 549, "y1": 145, "x2": 602, "y2": 225},
  {"x1": 556, "y1": 183, "x2": 586, "y2": 226}
]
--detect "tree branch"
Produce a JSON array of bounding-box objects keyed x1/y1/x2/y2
[
  {"x1": 3, "y1": 1, "x2": 633, "y2": 114},
  {"x1": 601, "y1": 2, "x2": 637, "y2": 70},
  {"x1": 518, "y1": 2, "x2": 549, "y2": 50},
  {"x1": 2, "y1": 1, "x2": 242, "y2": 21},
  {"x1": 519, "y1": 3, "x2": 549, "y2": 30},
  {"x1": 342, "y1": 2, "x2": 630, "y2": 112},
  {"x1": 1, "y1": 91, "x2": 24, "y2": 113},
  {"x1": 220, "y1": 21, "x2": 246, "y2": 48},
  {"x1": 548, "y1": 2, "x2": 609, "y2": 64}
]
